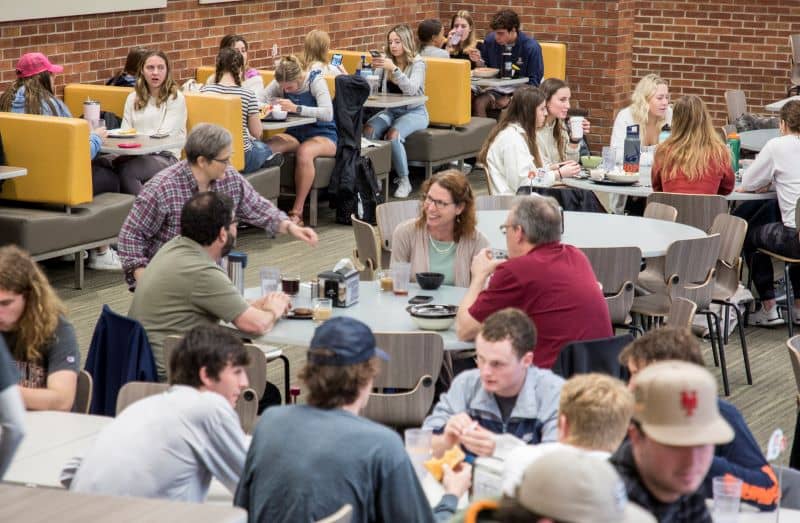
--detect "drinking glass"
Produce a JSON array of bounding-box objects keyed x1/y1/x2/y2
[
  {"x1": 260, "y1": 267, "x2": 281, "y2": 295},
  {"x1": 601, "y1": 146, "x2": 617, "y2": 172},
  {"x1": 404, "y1": 428, "x2": 433, "y2": 480},
  {"x1": 312, "y1": 298, "x2": 333, "y2": 324},
  {"x1": 281, "y1": 274, "x2": 301, "y2": 296},
  {"x1": 376, "y1": 269, "x2": 394, "y2": 292},
  {"x1": 390, "y1": 262, "x2": 411, "y2": 296},
  {"x1": 712, "y1": 476, "x2": 742, "y2": 523}
]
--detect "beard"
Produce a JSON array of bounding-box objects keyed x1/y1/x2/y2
[{"x1": 221, "y1": 230, "x2": 236, "y2": 258}]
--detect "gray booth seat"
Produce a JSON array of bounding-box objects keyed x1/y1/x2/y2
[
  {"x1": 404, "y1": 117, "x2": 496, "y2": 177},
  {"x1": 242, "y1": 165, "x2": 280, "y2": 204},
  {"x1": 280, "y1": 142, "x2": 392, "y2": 226},
  {"x1": 0, "y1": 192, "x2": 134, "y2": 288}
]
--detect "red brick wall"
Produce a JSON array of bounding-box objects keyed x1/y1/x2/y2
[{"x1": 0, "y1": 0, "x2": 436, "y2": 93}]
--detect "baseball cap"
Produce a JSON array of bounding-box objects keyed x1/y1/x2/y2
[
  {"x1": 16, "y1": 53, "x2": 64, "y2": 78},
  {"x1": 516, "y1": 447, "x2": 656, "y2": 523},
  {"x1": 631, "y1": 360, "x2": 733, "y2": 446},
  {"x1": 308, "y1": 317, "x2": 389, "y2": 366}
]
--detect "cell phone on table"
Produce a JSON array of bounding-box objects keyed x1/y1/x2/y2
[
  {"x1": 331, "y1": 53, "x2": 343, "y2": 67},
  {"x1": 150, "y1": 132, "x2": 170, "y2": 139},
  {"x1": 408, "y1": 295, "x2": 433, "y2": 305},
  {"x1": 369, "y1": 50, "x2": 382, "y2": 58}
]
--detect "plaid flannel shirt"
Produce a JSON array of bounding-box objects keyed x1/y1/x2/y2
[{"x1": 118, "y1": 160, "x2": 287, "y2": 286}]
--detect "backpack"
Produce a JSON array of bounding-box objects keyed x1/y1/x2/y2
[{"x1": 335, "y1": 156, "x2": 384, "y2": 225}]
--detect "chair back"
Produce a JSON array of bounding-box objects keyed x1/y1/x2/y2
[
  {"x1": 646, "y1": 192, "x2": 728, "y2": 233},
  {"x1": 316, "y1": 504, "x2": 353, "y2": 523},
  {"x1": 724, "y1": 89, "x2": 747, "y2": 124},
  {"x1": 541, "y1": 42, "x2": 567, "y2": 80},
  {"x1": 787, "y1": 336, "x2": 800, "y2": 401},
  {"x1": 664, "y1": 234, "x2": 721, "y2": 308},
  {"x1": 63, "y1": 83, "x2": 131, "y2": 117},
  {"x1": 476, "y1": 194, "x2": 516, "y2": 211},
  {"x1": 580, "y1": 246, "x2": 641, "y2": 325},
  {"x1": 709, "y1": 214, "x2": 748, "y2": 298},
  {"x1": 643, "y1": 202, "x2": 677, "y2": 222},
  {"x1": 351, "y1": 215, "x2": 382, "y2": 280},
  {"x1": 361, "y1": 332, "x2": 443, "y2": 428},
  {"x1": 376, "y1": 200, "x2": 422, "y2": 251},
  {"x1": 71, "y1": 370, "x2": 93, "y2": 414},
  {"x1": 552, "y1": 334, "x2": 633, "y2": 380},
  {"x1": 116, "y1": 381, "x2": 169, "y2": 415},
  {"x1": 666, "y1": 297, "x2": 698, "y2": 330}
]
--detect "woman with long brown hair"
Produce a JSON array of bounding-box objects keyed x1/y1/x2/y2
[
  {"x1": 390, "y1": 169, "x2": 489, "y2": 286},
  {"x1": 0, "y1": 245, "x2": 79, "y2": 411},
  {"x1": 535, "y1": 78, "x2": 585, "y2": 177},
  {"x1": 301, "y1": 30, "x2": 346, "y2": 76},
  {"x1": 446, "y1": 10, "x2": 478, "y2": 66},
  {"x1": 651, "y1": 95, "x2": 734, "y2": 195}
]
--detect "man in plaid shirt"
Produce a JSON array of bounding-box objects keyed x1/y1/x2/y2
[
  {"x1": 611, "y1": 361, "x2": 734, "y2": 523},
  {"x1": 118, "y1": 124, "x2": 317, "y2": 287}
]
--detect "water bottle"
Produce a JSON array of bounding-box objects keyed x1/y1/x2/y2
[
  {"x1": 225, "y1": 251, "x2": 248, "y2": 295},
  {"x1": 658, "y1": 123, "x2": 671, "y2": 143},
  {"x1": 359, "y1": 55, "x2": 371, "y2": 79},
  {"x1": 623, "y1": 124, "x2": 641, "y2": 173},
  {"x1": 502, "y1": 45, "x2": 513, "y2": 79},
  {"x1": 727, "y1": 132, "x2": 741, "y2": 174}
]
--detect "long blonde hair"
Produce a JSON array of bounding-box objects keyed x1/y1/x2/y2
[
  {"x1": 0, "y1": 245, "x2": 65, "y2": 363},
  {"x1": 385, "y1": 24, "x2": 417, "y2": 70},
  {"x1": 301, "y1": 30, "x2": 331, "y2": 69},
  {"x1": 274, "y1": 55, "x2": 304, "y2": 83},
  {"x1": 134, "y1": 50, "x2": 179, "y2": 111},
  {"x1": 654, "y1": 95, "x2": 729, "y2": 183},
  {"x1": 630, "y1": 73, "x2": 669, "y2": 128},
  {"x1": 449, "y1": 10, "x2": 477, "y2": 55}
]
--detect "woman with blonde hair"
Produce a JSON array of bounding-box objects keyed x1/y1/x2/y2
[
  {"x1": 364, "y1": 24, "x2": 429, "y2": 198},
  {"x1": 446, "y1": 10, "x2": 478, "y2": 66},
  {"x1": 119, "y1": 49, "x2": 187, "y2": 195},
  {"x1": 651, "y1": 95, "x2": 734, "y2": 194},
  {"x1": 301, "y1": 29, "x2": 346, "y2": 76},
  {"x1": 0, "y1": 245, "x2": 79, "y2": 411},
  {"x1": 391, "y1": 169, "x2": 489, "y2": 286},
  {"x1": 263, "y1": 55, "x2": 337, "y2": 224}
]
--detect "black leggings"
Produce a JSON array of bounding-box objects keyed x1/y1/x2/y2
[
  {"x1": 91, "y1": 157, "x2": 120, "y2": 195},
  {"x1": 114, "y1": 153, "x2": 177, "y2": 195},
  {"x1": 744, "y1": 220, "x2": 800, "y2": 300}
]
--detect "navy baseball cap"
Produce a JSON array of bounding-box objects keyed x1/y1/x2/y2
[{"x1": 308, "y1": 317, "x2": 389, "y2": 366}]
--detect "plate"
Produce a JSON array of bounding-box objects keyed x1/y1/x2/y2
[
  {"x1": 285, "y1": 309, "x2": 313, "y2": 320},
  {"x1": 472, "y1": 67, "x2": 499, "y2": 79},
  {"x1": 107, "y1": 129, "x2": 138, "y2": 138},
  {"x1": 606, "y1": 172, "x2": 640, "y2": 184},
  {"x1": 591, "y1": 179, "x2": 640, "y2": 186}
]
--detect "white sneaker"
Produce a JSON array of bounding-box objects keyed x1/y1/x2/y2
[
  {"x1": 749, "y1": 305, "x2": 785, "y2": 327},
  {"x1": 88, "y1": 248, "x2": 122, "y2": 271},
  {"x1": 393, "y1": 177, "x2": 413, "y2": 198}
]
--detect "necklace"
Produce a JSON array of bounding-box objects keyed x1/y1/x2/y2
[{"x1": 429, "y1": 236, "x2": 455, "y2": 255}]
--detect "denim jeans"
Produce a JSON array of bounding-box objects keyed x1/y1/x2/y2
[
  {"x1": 365, "y1": 105, "x2": 429, "y2": 179},
  {"x1": 243, "y1": 140, "x2": 275, "y2": 174}
]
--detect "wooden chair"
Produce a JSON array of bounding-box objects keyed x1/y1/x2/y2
[
  {"x1": 724, "y1": 89, "x2": 748, "y2": 124},
  {"x1": 71, "y1": 370, "x2": 93, "y2": 414},
  {"x1": 376, "y1": 200, "x2": 421, "y2": 267},
  {"x1": 646, "y1": 192, "x2": 728, "y2": 233},
  {"x1": 666, "y1": 297, "x2": 698, "y2": 330},
  {"x1": 316, "y1": 504, "x2": 353, "y2": 523},
  {"x1": 476, "y1": 194, "x2": 516, "y2": 211},
  {"x1": 580, "y1": 246, "x2": 642, "y2": 335},
  {"x1": 643, "y1": 202, "x2": 677, "y2": 222},
  {"x1": 116, "y1": 381, "x2": 169, "y2": 415},
  {"x1": 351, "y1": 215, "x2": 382, "y2": 280},
  {"x1": 361, "y1": 332, "x2": 444, "y2": 429}
]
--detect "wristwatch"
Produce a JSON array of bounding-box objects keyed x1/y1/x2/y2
[{"x1": 296, "y1": 105, "x2": 303, "y2": 115}]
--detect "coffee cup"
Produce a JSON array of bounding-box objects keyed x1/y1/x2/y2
[{"x1": 568, "y1": 116, "x2": 584, "y2": 141}]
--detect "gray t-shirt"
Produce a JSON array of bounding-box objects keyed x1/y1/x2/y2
[
  {"x1": 235, "y1": 405, "x2": 453, "y2": 523},
  {"x1": 68, "y1": 385, "x2": 246, "y2": 501},
  {"x1": 3, "y1": 316, "x2": 79, "y2": 388},
  {"x1": 128, "y1": 236, "x2": 250, "y2": 380}
]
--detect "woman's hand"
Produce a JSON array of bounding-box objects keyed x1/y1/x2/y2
[
  {"x1": 276, "y1": 98, "x2": 298, "y2": 113},
  {"x1": 467, "y1": 48, "x2": 482, "y2": 64},
  {"x1": 581, "y1": 118, "x2": 591, "y2": 134},
  {"x1": 374, "y1": 55, "x2": 396, "y2": 72},
  {"x1": 557, "y1": 161, "x2": 582, "y2": 178}
]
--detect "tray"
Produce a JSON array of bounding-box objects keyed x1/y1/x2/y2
[{"x1": 591, "y1": 179, "x2": 640, "y2": 186}]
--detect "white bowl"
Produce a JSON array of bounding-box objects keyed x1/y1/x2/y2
[
  {"x1": 271, "y1": 109, "x2": 288, "y2": 120},
  {"x1": 606, "y1": 171, "x2": 639, "y2": 183},
  {"x1": 472, "y1": 67, "x2": 499, "y2": 79},
  {"x1": 407, "y1": 304, "x2": 458, "y2": 331}
]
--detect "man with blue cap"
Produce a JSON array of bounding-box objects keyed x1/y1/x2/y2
[{"x1": 234, "y1": 317, "x2": 471, "y2": 522}]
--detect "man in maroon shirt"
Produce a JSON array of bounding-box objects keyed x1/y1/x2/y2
[{"x1": 455, "y1": 195, "x2": 612, "y2": 369}]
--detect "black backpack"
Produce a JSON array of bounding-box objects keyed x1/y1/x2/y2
[{"x1": 335, "y1": 156, "x2": 384, "y2": 225}]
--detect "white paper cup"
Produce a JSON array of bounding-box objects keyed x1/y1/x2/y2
[{"x1": 569, "y1": 116, "x2": 584, "y2": 140}]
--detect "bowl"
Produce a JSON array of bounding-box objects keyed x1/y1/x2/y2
[
  {"x1": 407, "y1": 304, "x2": 458, "y2": 331},
  {"x1": 472, "y1": 67, "x2": 499, "y2": 79},
  {"x1": 580, "y1": 155, "x2": 602, "y2": 169},
  {"x1": 271, "y1": 108, "x2": 288, "y2": 120},
  {"x1": 416, "y1": 272, "x2": 444, "y2": 290}
]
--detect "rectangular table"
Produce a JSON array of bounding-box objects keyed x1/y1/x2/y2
[
  {"x1": 364, "y1": 94, "x2": 428, "y2": 108},
  {"x1": 260, "y1": 115, "x2": 317, "y2": 131},
  {"x1": 100, "y1": 135, "x2": 185, "y2": 155},
  {"x1": 471, "y1": 77, "x2": 528, "y2": 88}
]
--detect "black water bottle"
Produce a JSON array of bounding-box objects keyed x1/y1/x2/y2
[{"x1": 502, "y1": 45, "x2": 513, "y2": 79}]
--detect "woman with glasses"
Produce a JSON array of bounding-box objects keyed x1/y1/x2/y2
[{"x1": 390, "y1": 170, "x2": 489, "y2": 287}]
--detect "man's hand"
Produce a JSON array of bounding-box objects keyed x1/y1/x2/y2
[
  {"x1": 459, "y1": 424, "x2": 496, "y2": 457},
  {"x1": 442, "y1": 462, "x2": 472, "y2": 498},
  {"x1": 255, "y1": 292, "x2": 291, "y2": 318},
  {"x1": 289, "y1": 223, "x2": 318, "y2": 246},
  {"x1": 442, "y1": 413, "x2": 475, "y2": 449},
  {"x1": 133, "y1": 267, "x2": 145, "y2": 282},
  {"x1": 471, "y1": 248, "x2": 504, "y2": 280}
]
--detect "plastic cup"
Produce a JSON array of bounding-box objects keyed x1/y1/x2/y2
[
  {"x1": 260, "y1": 267, "x2": 281, "y2": 295},
  {"x1": 601, "y1": 145, "x2": 617, "y2": 172},
  {"x1": 712, "y1": 476, "x2": 742, "y2": 523},
  {"x1": 404, "y1": 428, "x2": 433, "y2": 480},
  {"x1": 367, "y1": 74, "x2": 381, "y2": 97},
  {"x1": 376, "y1": 269, "x2": 394, "y2": 292},
  {"x1": 569, "y1": 116, "x2": 584, "y2": 141},
  {"x1": 312, "y1": 297, "x2": 333, "y2": 323},
  {"x1": 390, "y1": 262, "x2": 411, "y2": 296}
]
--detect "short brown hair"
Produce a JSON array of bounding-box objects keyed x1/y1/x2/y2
[
  {"x1": 781, "y1": 100, "x2": 800, "y2": 133},
  {"x1": 169, "y1": 325, "x2": 250, "y2": 387},
  {"x1": 559, "y1": 373, "x2": 634, "y2": 452},
  {"x1": 618, "y1": 327, "x2": 704, "y2": 369},
  {"x1": 480, "y1": 308, "x2": 536, "y2": 359},
  {"x1": 490, "y1": 9, "x2": 520, "y2": 32},
  {"x1": 299, "y1": 349, "x2": 380, "y2": 409}
]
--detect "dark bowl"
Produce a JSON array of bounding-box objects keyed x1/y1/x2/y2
[{"x1": 416, "y1": 272, "x2": 444, "y2": 290}]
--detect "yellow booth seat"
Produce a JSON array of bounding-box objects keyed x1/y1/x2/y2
[
  {"x1": 196, "y1": 66, "x2": 336, "y2": 97},
  {"x1": 541, "y1": 41, "x2": 567, "y2": 81}
]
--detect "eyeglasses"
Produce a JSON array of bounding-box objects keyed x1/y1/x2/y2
[
  {"x1": 424, "y1": 194, "x2": 454, "y2": 209},
  {"x1": 499, "y1": 223, "x2": 520, "y2": 235},
  {"x1": 211, "y1": 156, "x2": 233, "y2": 165}
]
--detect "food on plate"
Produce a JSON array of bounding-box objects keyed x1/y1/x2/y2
[
  {"x1": 109, "y1": 128, "x2": 137, "y2": 136},
  {"x1": 291, "y1": 307, "x2": 313, "y2": 316},
  {"x1": 424, "y1": 445, "x2": 465, "y2": 481},
  {"x1": 259, "y1": 104, "x2": 272, "y2": 118}
]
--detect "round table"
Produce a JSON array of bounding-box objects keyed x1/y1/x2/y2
[
  {"x1": 563, "y1": 178, "x2": 776, "y2": 202},
  {"x1": 740, "y1": 128, "x2": 779, "y2": 152},
  {"x1": 477, "y1": 210, "x2": 706, "y2": 258}
]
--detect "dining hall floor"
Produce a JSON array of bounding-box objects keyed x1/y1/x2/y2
[{"x1": 43, "y1": 168, "x2": 798, "y2": 463}]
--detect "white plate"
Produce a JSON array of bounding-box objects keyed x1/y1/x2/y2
[
  {"x1": 605, "y1": 172, "x2": 640, "y2": 183},
  {"x1": 107, "y1": 129, "x2": 139, "y2": 138},
  {"x1": 472, "y1": 68, "x2": 499, "y2": 79}
]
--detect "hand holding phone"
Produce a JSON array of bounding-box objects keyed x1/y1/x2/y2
[
  {"x1": 331, "y1": 53, "x2": 343, "y2": 67},
  {"x1": 369, "y1": 50, "x2": 382, "y2": 58}
]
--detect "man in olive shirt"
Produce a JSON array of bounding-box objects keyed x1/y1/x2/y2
[{"x1": 129, "y1": 192, "x2": 289, "y2": 380}]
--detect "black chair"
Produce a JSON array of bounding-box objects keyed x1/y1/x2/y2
[{"x1": 552, "y1": 334, "x2": 634, "y2": 381}]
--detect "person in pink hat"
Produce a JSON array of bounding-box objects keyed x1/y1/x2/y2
[{"x1": 0, "y1": 52, "x2": 122, "y2": 271}]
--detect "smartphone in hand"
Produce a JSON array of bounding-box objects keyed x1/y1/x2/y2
[
  {"x1": 369, "y1": 50, "x2": 382, "y2": 58},
  {"x1": 331, "y1": 53, "x2": 343, "y2": 67}
]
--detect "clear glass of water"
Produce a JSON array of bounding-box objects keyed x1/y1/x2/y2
[{"x1": 404, "y1": 428, "x2": 433, "y2": 480}]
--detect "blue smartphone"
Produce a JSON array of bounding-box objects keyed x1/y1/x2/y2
[{"x1": 331, "y1": 53, "x2": 343, "y2": 67}]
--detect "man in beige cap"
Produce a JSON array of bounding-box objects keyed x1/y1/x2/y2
[{"x1": 611, "y1": 360, "x2": 734, "y2": 523}]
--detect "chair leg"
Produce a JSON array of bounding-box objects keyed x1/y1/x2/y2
[
  {"x1": 711, "y1": 311, "x2": 730, "y2": 396},
  {"x1": 723, "y1": 303, "x2": 731, "y2": 345},
  {"x1": 706, "y1": 313, "x2": 720, "y2": 368},
  {"x1": 730, "y1": 302, "x2": 753, "y2": 385},
  {"x1": 786, "y1": 263, "x2": 795, "y2": 338}
]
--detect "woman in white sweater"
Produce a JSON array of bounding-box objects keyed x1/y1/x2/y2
[
  {"x1": 120, "y1": 50, "x2": 187, "y2": 195},
  {"x1": 479, "y1": 86, "x2": 558, "y2": 194},
  {"x1": 535, "y1": 78, "x2": 585, "y2": 177}
]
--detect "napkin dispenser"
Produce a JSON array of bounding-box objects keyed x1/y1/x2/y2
[{"x1": 318, "y1": 259, "x2": 359, "y2": 307}]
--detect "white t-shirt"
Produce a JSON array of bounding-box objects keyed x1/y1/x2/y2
[
  {"x1": 122, "y1": 90, "x2": 187, "y2": 157},
  {"x1": 740, "y1": 133, "x2": 800, "y2": 227}
]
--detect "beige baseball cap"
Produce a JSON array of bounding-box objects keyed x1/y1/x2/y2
[
  {"x1": 516, "y1": 447, "x2": 655, "y2": 523},
  {"x1": 631, "y1": 360, "x2": 734, "y2": 446}
]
